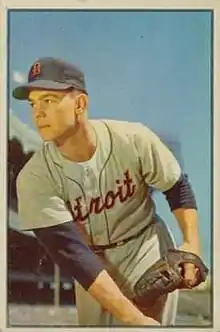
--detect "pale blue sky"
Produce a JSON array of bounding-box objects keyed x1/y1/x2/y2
[{"x1": 9, "y1": 10, "x2": 212, "y2": 266}]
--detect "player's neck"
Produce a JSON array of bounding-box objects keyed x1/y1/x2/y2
[{"x1": 55, "y1": 121, "x2": 97, "y2": 162}]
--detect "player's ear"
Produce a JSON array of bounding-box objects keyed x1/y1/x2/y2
[{"x1": 75, "y1": 93, "x2": 88, "y2": 116}]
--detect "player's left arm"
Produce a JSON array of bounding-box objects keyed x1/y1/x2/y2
[
  {"x1": 163, "y1": 177, "x2": 200, "y2": 287},
  {"x1": 162, "y1": 174, "x2": 200, "y2": 254},
  {"x1": 133, "y1": 123, "x2": 200, "y2": 286}
]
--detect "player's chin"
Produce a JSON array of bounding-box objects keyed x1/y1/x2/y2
[{"x1": 38, "y1": 129, "x2": 58, "y2": 142}]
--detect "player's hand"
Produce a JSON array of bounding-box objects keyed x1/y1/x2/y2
[
  {"x1": 141, "y1": 317, "x2": 161, "y2": 326},
  {"x1": 178, "y1": 242, "x2": 200, "y2": 288}
]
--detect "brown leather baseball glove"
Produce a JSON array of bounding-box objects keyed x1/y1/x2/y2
[{"x1": 133, "y1": 249, "x2": 209, "y2": 308}]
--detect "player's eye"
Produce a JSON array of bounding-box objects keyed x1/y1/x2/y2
[
  {"x1": 43, "y1": 98, "x2": 53, "y2": 104},
  {"x1": 43, "y1": 97, "x2": 59, "y2": 106},
  {"x1": 28, "y1": 101, "x2": 35, "y2": 108},
  {"x1": 28, "y1": 97, "x2": 59, "y2": 110}
]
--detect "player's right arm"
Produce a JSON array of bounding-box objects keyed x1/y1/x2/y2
[{"x1": 16, "y1": 165, "x2": 159, "y2": 326}]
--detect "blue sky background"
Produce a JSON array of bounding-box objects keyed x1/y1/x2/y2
[{"x1": 8, "y1": 10, "x2": 212, "y2": 267}]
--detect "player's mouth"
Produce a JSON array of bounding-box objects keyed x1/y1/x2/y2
[{"x1": 38, "y1": 125, "x2": 50, "y2": 129}]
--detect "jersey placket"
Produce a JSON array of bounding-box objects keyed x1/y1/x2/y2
[
  {"x1": 82, "y1": 166, "x2": 110, "y2": 244},
  {"x1": 83, "y1": 166, "x2": 98, "y2": 196},
  {"x1": 82, "y1": 165, "x2": 102, "y2": 222}
]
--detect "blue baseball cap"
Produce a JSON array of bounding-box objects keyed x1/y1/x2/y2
[{"x1": 12, "y1": 57, "x2": 88, "y2": 100}]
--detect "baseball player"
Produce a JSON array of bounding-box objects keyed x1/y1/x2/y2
[{"x1": 12, "y1": 57, "x2": 201, "y2": 326}]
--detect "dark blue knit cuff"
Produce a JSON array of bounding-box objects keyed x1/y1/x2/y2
[
  {"x1": 34, "y1": 221, "x2": 104, "y2": 290},
  {"x1": 162, "y1": 173, "x2": 197, "y2": 211}
]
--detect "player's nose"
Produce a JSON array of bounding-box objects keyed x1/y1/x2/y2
[{"x1": 33, "y1": 101, "x2": 47, "y2": 117}]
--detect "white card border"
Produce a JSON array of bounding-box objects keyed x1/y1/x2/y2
[{"x1": 1, "y1": 1, "x2": 219, "y2": 331}]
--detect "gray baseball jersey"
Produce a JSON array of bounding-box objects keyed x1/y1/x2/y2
[
  {"x1": 16, "y1": 119, "x2": 181, "y2": 325},
  {"x1": 17, "y1": 119, "x2": 180, "y2": 235}
]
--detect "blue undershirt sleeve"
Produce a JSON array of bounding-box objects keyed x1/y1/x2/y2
[
  {"x1": 162, "y1": 173, "x2": 197, "y2": 211},
  {"x1": 33, "y1": 221, "x2": 105, "y2": 290}
]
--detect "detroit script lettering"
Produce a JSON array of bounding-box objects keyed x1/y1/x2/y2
[{"x1": 70, "y1": 170, "x2": 136, "y2": 223}]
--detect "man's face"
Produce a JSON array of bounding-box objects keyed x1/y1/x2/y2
[{"x1": 28, "y1": 89, "x2": 78, "y2": 142}]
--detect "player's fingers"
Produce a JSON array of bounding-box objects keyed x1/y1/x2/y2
[
  {"x1": 183, "y1": 263, "x2": 197, "y2": 287},
  {"x1": 145, "y1": 317, "x2": 161, "y2": 326}
]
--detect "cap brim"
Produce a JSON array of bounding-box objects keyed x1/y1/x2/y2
[{"x1": 12, "y1": 80, "x2": 73, "y2": 100}]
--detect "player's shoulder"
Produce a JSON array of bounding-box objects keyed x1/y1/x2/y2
[
  {"x1": 16, "y1": 144, "x2": 50, "y2": 185},
  {"x1": 92, "y1": 118, "x2": 151, "y2": 137}
]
